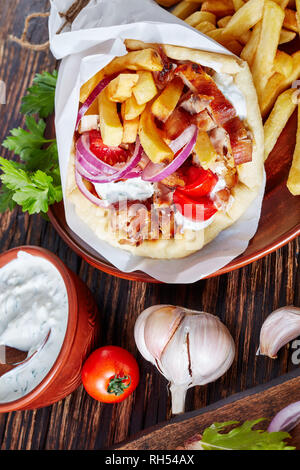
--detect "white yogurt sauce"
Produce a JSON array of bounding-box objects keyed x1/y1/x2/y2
[
  {"x1": 0, "y1": 251, "x2": 68, "y2": 403},
  {"x1": 94, "y1": 177, "x2": 154, "y2": 204},
  {"x1": 175, "y1": 209, "x2": 216, "y2": 232},
  {"x1": 213, "y1": 72, "x2": 247, "y2": 120}
]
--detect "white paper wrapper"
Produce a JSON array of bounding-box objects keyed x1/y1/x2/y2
[{"x1": 49, "y1": 0, "x2": 265, "y2": 284}]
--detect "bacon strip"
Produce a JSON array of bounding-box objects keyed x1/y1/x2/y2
[
  {"x1": 175, "y1": 63, "x2": 236, "y2": 126},
  {"x1": 223, "y1": 117, "x2": 252, "y2": 165}
]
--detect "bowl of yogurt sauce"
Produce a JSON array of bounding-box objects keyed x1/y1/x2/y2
[{"x1": 0, "y1": 246, "x2": 99, "y2": 411}]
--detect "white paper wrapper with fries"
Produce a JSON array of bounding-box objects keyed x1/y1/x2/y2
[{"x1": 48, "y1": 0, "x2": 265, "y2": 283}]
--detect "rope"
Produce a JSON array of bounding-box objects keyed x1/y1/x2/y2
[{"x1": 9, "y1": 0, "x2": 92, "y2": 51}]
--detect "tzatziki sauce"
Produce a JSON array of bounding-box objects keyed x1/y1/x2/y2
[
  {"x1": 94, "y1": 177, "x2": 154, "y2": 204},
  {"x1": 213, "y1": 72, "x2": 247, "y2": 120},
  {"x1": 0, "y1": 251, "x2": 68, "y2": 403}
]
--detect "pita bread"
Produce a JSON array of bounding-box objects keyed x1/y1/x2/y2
[{"x1": 66, "y1": 42, "x2": 264, "y2": 259}]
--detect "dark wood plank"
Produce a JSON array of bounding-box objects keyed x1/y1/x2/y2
[
  {"x1": 0, "y1": 0, "x2": 299, "y2": 450},
  {"x1": 117, "y1": 369, "x2": 300, "y2": 450}
]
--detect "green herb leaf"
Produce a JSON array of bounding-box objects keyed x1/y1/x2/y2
[
  {"x1": 0, "y1": 185, "x2": 17, "y2": 213},
  {"x1": 200, "y1": 419, "x2": 295, "y2": 450},
  {"x1": 21, "y1": 70, "x2": 58, "y2": 118},
  {"x1": 0, "y1": 158, "x2": 62, "y2": 215},
  {"x1": 0, "y1": 69, "x2": 62, "y2": 216}
]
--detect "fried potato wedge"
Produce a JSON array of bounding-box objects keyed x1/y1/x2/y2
[
  {"x1": 186, "y1": 11, "x2": 216, "y2": 26},
  {"x1": 151, "y1": 77, "x2": 184, "y2": 122},
  {"x1": 139, "y1": 104, "x2": 174, "y2": 164},
  {"x1": 106, "y1": 73, "x2": 139, "y2": 102},
  {"x1": 132, "y1": 71, "x2": 158, "y2": 105},
  {"x1": 287, "y1": 104, "x2": 300, "y2": 195},
  {"x1": 122, "y1": 117, "x2": 139, "y2": 144},
  {"x1": 224, "y1": 0, "x2": 264, "y2": 37},
  {"x1": 80, "y1": 49, "x2": 163, "y2": 103},
  {"x1": 98, "y1": 90, "x2": 123, "y2": 147},
  {"x1": 251, "y1": 0, "x2": 284, "y2": 104},
  {"x1": 194, "y1": 131, "x2": 218, "y2": 169},
  {"x1": 264, "y1": 89, "x2": 297, "y2": 161},
  {"x1": 122, "y1": 95, "x2": 146, "y2": 120}
]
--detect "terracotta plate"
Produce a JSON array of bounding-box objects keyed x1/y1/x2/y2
[{"x1": 48, "y1": 107, "x2": 300, "y2": 283}]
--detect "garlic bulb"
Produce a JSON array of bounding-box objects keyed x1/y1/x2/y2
[
  {"x1": 259, "y1": 306, "x2": 300, "y2": 359},
  {"x1": 134, "y1": 305, "x2": 235, "y2": 414}
]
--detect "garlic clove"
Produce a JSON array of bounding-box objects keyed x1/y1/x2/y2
[
  {"x1": 144, "y1": 306, "x2": 184, "y2": 362},
  {"x1": 259, "y1": 306, "x2": 300, "y2": 359},
  {"x1": 187, "y1": 312, "x2": 235, "y2": 386},
  {"x1": 134, "y1": 305, "x2": 162, "y2": 364}
]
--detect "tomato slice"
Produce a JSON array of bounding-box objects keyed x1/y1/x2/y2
[
  {"x1": 181, "y1": 166, "x2": 218, "y2": 197},
  {"x1": 89, "y1": 130, "x2": 128, "y2": 166},
  {"x1": 173, "y1": 189, "x2": 217, "y2": 222}
]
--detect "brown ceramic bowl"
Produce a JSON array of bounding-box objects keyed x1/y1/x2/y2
[
  {"x1": 48, "y1": 110, "x2": 300, "y2": 283},
  {"x1": 0, "y1": 246, "x2": 100, "y2": 412}
]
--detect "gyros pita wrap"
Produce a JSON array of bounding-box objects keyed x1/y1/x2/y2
[{"x1": 66, "y1": 42, "x2": 264, "y2": 259}]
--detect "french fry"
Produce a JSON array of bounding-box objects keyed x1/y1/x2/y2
[
  {"x1": 217, "y1": 16, "x2": 232, "y2": 27},
  {"x1": 273, "y1": 0, "x2": 289, "y2": 6},
  {"x1": 152, "y1": 77, "x2": 184, "y2": 122},
  {"x1": 139, "y1": 104, "x2": 174, "y2": 164},
  {"x1": 156, "y1": 0, "x2": 181, "y2": 6},
  {"x1": 122, "y1": 117, "x2": 139, "y2": 144},
  {"x1": 279, "y1": 28, "x2": 297, "y2": 43},
  {"x1": 98, "y1": 90, "x2": 123, "y2": 147},
  {"x1": 80, "y1": 49, "x2": 163, "y2": 103},
  {"x1": 232, "y1": 0, "x2": 245, "y2": 10},
  {"x1": 194, "y1": 131, "x2": 218, "y2": 169},
  {"x1": 287, "y1": 0, "x2": 295, "y2": 7},
  {"x1": 240, "y1": 21, "x2": 261, "y2": 65},
  {"x1": 261, "y1": 51, "x2": 300, "y2": 117},
  {"x1": 264, "y1": 89, "x2": 297, "y2": 161},
  {"x1": 296, "y1": 0, "x2": 300, "y2": 34},
  {"x1": 106, "y1": 73, "x2": 139, "y2": 102},
  {"x1": 185, "y1": 11, "x2": 216, "y2": 26},
  {"x1": 287, "y1": 104, "x2": 300, "y2": 195},
  {"x1": 251, "y1": 0, "x2": 284, "y2": 104},
  {"x1": 201, "y1": 0, "x2": 235, "y2": 18},
  {"x1": 172, "y1": 1, "x2": 200, "y2": 19},
  {"x1": 122, "y1": 95, "x2": 146, "y2": 120},
  {"x1": 195, "y1": 21, "x2": 216, "y2": 33},
  {"x1": 226, "y1": 40, "x2": 244, "y2": 55},
  {"x1": 224, "y1": 0, "x2": 264, "y2": 37},
  {"x1": 273, "y1": 51, "x2": 293, "y2": 77},
  {"x1": 283, "y1": 8, "x2": 298, "y2": 32},
  {"x1": 105, "y1": 49, "x2": 164, "y2": 75},
  {"x1": 239, "y1": 30, "x2": 251, "y2": 45},
  {"x1": 132, "y1": 71, "x2": 158, "y2": 105}
]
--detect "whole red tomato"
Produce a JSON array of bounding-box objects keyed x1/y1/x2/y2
[{"x1": 81, "y1": 346, "x2": 140, "y2": 403}]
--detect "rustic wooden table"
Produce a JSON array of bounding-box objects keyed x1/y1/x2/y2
[{"x1": 0, "y1": 0, "x2": 299, "y2": 450}]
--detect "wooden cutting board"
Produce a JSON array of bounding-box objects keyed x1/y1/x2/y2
[{"x1": 117, "y1": 368, "x2": 300, "y2": 450}]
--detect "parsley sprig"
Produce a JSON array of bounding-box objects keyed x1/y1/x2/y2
[
  {"x1": 0, "y1": 70, "x2": 61, "y2": 215},
  {"x1": 198, "y1": 419, "x2": 295, "y2": 450}
]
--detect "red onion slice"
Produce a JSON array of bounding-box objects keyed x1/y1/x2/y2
[
  {"x1": 75, "y1": 166, "x2": 109, "y2": 208},
  {"x1": 76, "y1": 138, "x2": 143, "y2": 183},
  {"x1": 142, "y1": 125, "x2": 198, "y2": 182},
  {"x1": 76, "y1": 75, "x2": 114, "y2": 130},
  {"x1": 76, "y1": 133, "x2": 119, "y2": 176},
  {"x1": 169, "y1": 125, "x2": 198, "y2": 154},
  {"x1": 268, "y1": 402, "x2": 300, "y2": 433}
]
